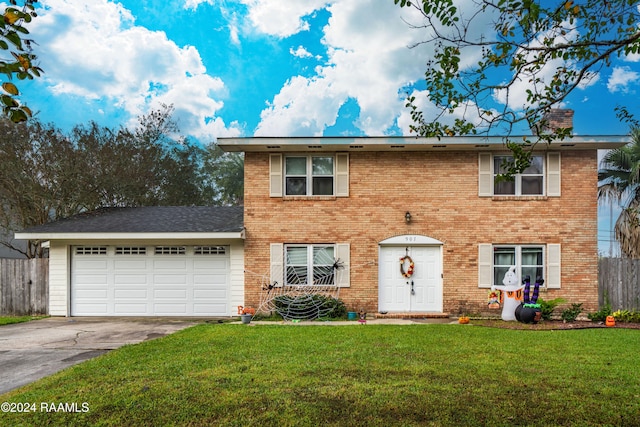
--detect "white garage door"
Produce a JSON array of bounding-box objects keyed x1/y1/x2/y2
[{"x1": 71, "y1": 245, "x2": 230, "y2": 316}]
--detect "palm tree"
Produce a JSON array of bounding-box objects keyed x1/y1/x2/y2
[{"x1": 599, "y1": 128, "x2": 640, "y2": 258}]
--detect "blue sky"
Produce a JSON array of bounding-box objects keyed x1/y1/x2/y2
[{"x1": 14, "y1": 0, "x2": 640, "y2": 254}]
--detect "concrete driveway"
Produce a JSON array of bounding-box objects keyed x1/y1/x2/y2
[{"x1": 0, "y1": 317, "x2": 198, "y2": 395}]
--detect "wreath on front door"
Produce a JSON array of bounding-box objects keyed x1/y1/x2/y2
[{"x1": 399, "y1": 255, "x2": 415, "y2": 278}]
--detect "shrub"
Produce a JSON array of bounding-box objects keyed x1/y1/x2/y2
[
  {"x1": 273, "y1": 295, "x2": 347, "y2": 320},
  {"x1": 561, "y1": 303, "x2": 583, "y2": 322},
  {"x1": 611, "y1": 309, "x2": 640, "y2": 323},
  {"x1": 587, "y1": 304, "x2": 612, "y2": 322},
  {"x1": 538, "y1": 298, "x2": 566, "y2": 320}
]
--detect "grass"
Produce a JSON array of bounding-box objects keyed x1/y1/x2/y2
[
  {"x1": 2, "y1": 324, "x2": 640, "y2": 426},
  {"x1": 0, "y1": 315, "x2": 48, "y2": 326}
]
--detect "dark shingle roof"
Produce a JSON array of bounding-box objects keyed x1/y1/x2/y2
[{"x1": 19, "y1": 206, "x2": 244, "y2": 234}]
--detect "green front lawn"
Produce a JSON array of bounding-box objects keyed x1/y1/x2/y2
[
  {"x1": 0, "y1": 315, "x2": 47, "y2": 326},
  {"x1": 2, "y1": 324, "x2": 639, "y2": 426}
]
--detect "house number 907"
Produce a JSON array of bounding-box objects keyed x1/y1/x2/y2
[{"x1": 405, "y1": 236, "x2": 418, "y2": 242}]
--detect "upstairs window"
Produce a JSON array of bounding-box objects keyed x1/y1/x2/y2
[
  {"x1": 479, "y1": 152, "x2": 561, "y2": 197},
  {"x1": 285, "y1": 156, "x2": 334, "y2": 196},
  {"x1": 493, "y1": 155, "x2": 544, "y2": 196}
]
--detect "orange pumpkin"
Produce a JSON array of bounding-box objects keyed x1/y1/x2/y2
[
  {"x1": 605, "y1": 315, "x2": 615, "y2": 327},
  {"x1": 458, "y1": 316, "x2": 470, "y2": 324}
]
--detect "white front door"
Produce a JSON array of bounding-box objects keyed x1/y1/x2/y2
[{"x1": 379, "y1": 246, "x2": 443, "y2": 312}]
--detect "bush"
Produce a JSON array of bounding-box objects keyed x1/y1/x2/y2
[
  {"x1": 273, "y1": 295, "x2": 347, "y2": 320},
  {"x1": 587, "y1": 304, "x2": 612, "y2": 322},
  {"x1": 538, "y1": 298, "x2": 566, "y2": 320},
  {"x1": 612, "y1": 309, "x2": 640, "y2": 323},
  {"x1": 561, "y1": 303, "x2": 583, "y2": 322}
]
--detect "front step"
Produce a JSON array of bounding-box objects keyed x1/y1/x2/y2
[{"x1": 374, "y1": 312, "x2": 450, "y2": 319}]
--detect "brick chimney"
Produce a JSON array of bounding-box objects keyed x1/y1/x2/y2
[{"x1": 532, "y1": 109, "x2": 574, "y2": 135}]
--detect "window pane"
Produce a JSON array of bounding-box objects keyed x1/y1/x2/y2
[
  {"x1": 523, "y1": 156, "x2": 543, "y2": 174},
  {"x1": 287, "y1": 247, "x2": 307, "y2": 265},
  {"x1": 494, "y1": 180, "x2": 515, "y2": 195},
  {"x1": 286, "y1": 177, "x2": 307, "y2": 195},
  {"x1": 494, "y1": 247, "x2": 515, "y2": 286},
  {"x1": 285, "y1": 157, "x2": 306, "y2": 175},
  {"x1": 312, "y1": 157, "x2": 333, "y2": 175},
  {"x1": 494, "y1": 156, "x2": 513, "y2": 174},
  {"x1": 521, "y1": 247, "x2": 543, "y2": 265},
  {"x1": 313, "y1": 246, "x2": 334, "y2": 265},
  {"x1": 522, "y1": 247, "x2": 543, "y2": 281},
  {"x1": 522, "y1": 266, "x2": 544, "y2": 283},
  {"x1": 314, "y1": 266, "x2": 335, "y2": 284},
  {"x1": 494, "y1": 248, "x2": 515, "y2": 266},
  {"x1": 286, "y1": 247, "x2": 308, "y2": 285},
  {"x1": 313, "y1": 177, "x2": 333, "y2": 195},
  {"x1": 286, "y1": 266, "x2": 308, "y2": 285},
  {"x1": 521, "y1": 176, "x2": 543, "y2": 195}
]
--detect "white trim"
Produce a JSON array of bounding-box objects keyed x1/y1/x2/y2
[
  {"x1": 478, "y1": 244, "x2": 493, "y2": 288},
  {"x1": 335, "y1": 243, "x2": 350, "y2": 287},
  {"x1": 546, "y1": 244, "x2": 561, "y2": 288},
  {"x1": 478, "y1": 153, "x2": 492, "y2": 197},
  {"x1": 270, "y1": 243, "x2": 284, "y2": 287},
  {"x1": 547, "y1": 152, "x2": 561, "y2": 197},
  {"x1": 335, "y1": 153, "x2": 349, "y2": 197},
  {"x1": 218, "y1": 135, "x2": 629, "y2": 152},
  {"x1": 379, "y1": 235, "x2": 443, "y2": 246},
  {"x1": 270, "y1": 153, "x2": 283, "y2": 197}
]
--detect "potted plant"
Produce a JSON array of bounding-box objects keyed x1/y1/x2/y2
[{"x1": 238, "y1": 306, "x2": 256, "y2": 324}]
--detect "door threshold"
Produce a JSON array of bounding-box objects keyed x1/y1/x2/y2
[{"x1": 375, "y1": 312, "x2": 450, "y2": 319}]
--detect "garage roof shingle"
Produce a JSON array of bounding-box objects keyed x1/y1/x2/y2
[{"x1": 19, "y1": 206, "x2": 244, "y2": 234}]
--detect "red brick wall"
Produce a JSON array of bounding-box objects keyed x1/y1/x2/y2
[{"x1": 243, "y1": 150, "x2": 598, "y2": 315}]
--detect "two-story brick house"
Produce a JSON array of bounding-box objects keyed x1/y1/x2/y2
[
  {"x1": 14, "y1": 114, "x2": 628, "y2": 318},
  {"x1": 219, "y1": 129, "x2": 627, "y2": 316}
]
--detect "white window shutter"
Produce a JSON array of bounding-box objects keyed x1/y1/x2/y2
[
  {"x1": 270, "y1": 243, "x2": 284, "y2": 287},
  {"x1": 546, "y1": 244, "x2": 561, "y2": 288},
  {"x1": 478, "y1": 244, "x2": 493, "y2": 288},
  {"x1": 478, "y1": 153, "x2": 492, "y2": 197},
  {"x1": 335, "y1": 153, "x2": 349, "y2": 197},
  {"x1": 335, "y1": 243, "x2": 350, "y2": 287},
  {"x1": 269, "y1": 154, "x2": 283, "y2": 197},
  {"x1": 547, "y1": 152, "x2": 561, "y2": 197}
]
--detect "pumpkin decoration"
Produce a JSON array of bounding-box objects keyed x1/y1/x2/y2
[
  {"x1": 605, "y1": 315, "x2": 616, "y2": 327},
  {"x1": 458, "y1": 316, "x2": 470, "y2": 324}
]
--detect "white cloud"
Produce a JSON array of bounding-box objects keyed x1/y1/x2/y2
[
  {"x1": 607, "y1": 66, "x2": 639, "y2": 93},
  {"x1": 183, "y1": 0, "x2": 212, "y2": 9},
  {"x1": 290, "y1": 46, "x2": 313, "y2": 58},
  {"x1": 31, "y1": 0, "x2": 241, "y2": 140},
  {"x1": 396, "y1": 89, "x2": 485, "y2": 136},
  {"x1": 255, "y1": 0, "x2": 436, "y2": 136},
  {"x1": 239, "y1": 0, "x2": 330, "y2": 38}
]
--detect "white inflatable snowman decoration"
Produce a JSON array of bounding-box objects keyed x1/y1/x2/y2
[{"x1": 491, "y1": 266, "x2": 524, "y2": 321}]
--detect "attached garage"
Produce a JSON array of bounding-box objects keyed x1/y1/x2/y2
[{"x1": 15, "y1": 207, "x2": 245, "y2": 317}]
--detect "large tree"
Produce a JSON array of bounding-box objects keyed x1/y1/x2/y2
[
  {"x1": 0, "y1": 106, "x2": 216, "y2": 258},
  {"x1": 204, "y1": 144, "x2": 244, "y2": 206},
  {"x1": 599, "y1": 128, "x2": 640, "y2": 258},
  {"x1": 0, "y1": 0, "x2": 41, "y2": 123},
  {"x1": 395, "y1": 0, "x2": 640, "y2": 172}
]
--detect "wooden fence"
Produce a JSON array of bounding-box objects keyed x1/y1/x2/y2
[
  {"x1": 598, "y1": 258, "x2": 640, "y2": 311},
  {"x1": 0, "y1": 258, "x2": 48, "y2": 315}
]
